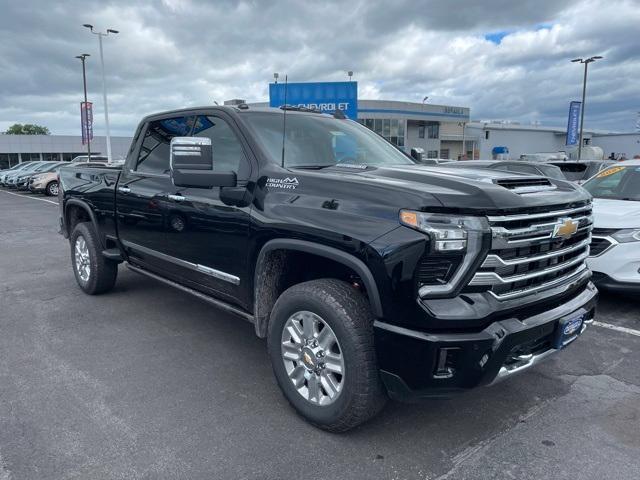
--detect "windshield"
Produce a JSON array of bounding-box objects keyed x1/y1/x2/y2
[
  {"x1": 583, "y1": 165, "x2": 640, "y2": 201},
  {"x1": 539, "y1": 165, "x2": 566, "y2": 180},
  {"x1": 242, "y1": 112, "x2": 414, "y2": 168}
]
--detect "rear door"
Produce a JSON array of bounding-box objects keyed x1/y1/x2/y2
[
  {"x1": 116, "y1": 115, "x2": 194, "y2": 275},
  {"x1": 162, "y1": 112, "x2": 254, "y2": 308}
]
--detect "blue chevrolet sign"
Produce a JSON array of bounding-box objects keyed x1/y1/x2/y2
[
  {"x1": 566, "y1": 101, "x2": 582, "y2": 146},
  {"x1": 269, "y1": 81, "x2": 358, "y2": 119}
]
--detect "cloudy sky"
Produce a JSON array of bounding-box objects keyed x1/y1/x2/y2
[{"x1": 0, "y1": 0, "x2": 638, "y2": 137}]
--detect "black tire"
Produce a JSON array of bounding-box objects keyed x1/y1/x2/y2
[
  {"x1": 268, "y1": 279, "x2": 387, "y2": 432},
  {"x1": 70, "y1": 222, "x2": 118, "y2": 295},
  {"x1": 45, "y1": 181, "x2": 59, "y2": 196}
]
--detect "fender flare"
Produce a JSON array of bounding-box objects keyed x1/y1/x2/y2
[
  {"x1": 254, "y1": 239, "x2": 384, "y2": 336},
  {"x1": 64, "y1": 199, "x2": 103, "y2": 247}
]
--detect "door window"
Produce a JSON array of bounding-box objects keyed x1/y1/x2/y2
[
  {"x1": 136, "y1": 116, "x2": 195, "y2": 174},
  {"x1": 192, "y1": 116, "x2": 250, "y2": 180}
]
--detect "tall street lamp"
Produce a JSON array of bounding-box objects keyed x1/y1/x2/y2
[
  {"x1": 83, "y1": 24, "x2": 119, "y2": 163},
  {"x1": 75, "y1": 53, "x2": 91, "y2": 161},
  {"x1": 571, "y1": 55, "x2": 603, "y2": 160}
]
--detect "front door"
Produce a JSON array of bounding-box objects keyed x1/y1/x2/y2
[
  {"x1": 162, "y1": 112, "x2": 254, "y2": 308},
  {"x1": 116, "y1": 116, "x2": 193, "y2": 276}
]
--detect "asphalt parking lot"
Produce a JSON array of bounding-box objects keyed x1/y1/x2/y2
[{"x1": 1, "y1": 190, "x2": 639, "y2": 480}]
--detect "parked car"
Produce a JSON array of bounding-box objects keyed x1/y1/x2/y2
[
  {"x1": 584, "y1": 161, "x2": 640, "y2": 293},
  {"x1": 29, "y1": 161, "x2": 109, "y2": 195},
  {"x1": 548, "y1": 160, "x2": 616, "y2": 184},
  {"x1": 0, "y1": 161, "x2": 41, "y2": 186},
  {"x1": 3, "y1": 161, "x2": 50, "y2": 188},
  {"x1": 14, "y1": 162, "x2": 63, "y2": 190},
  {"x1": 438, "y1": 160, "x2": 567, "y2": 180},
  {"x1": 0, "y1": 161, "x2": 36, "y2": 175},
  {"x1": 71, "y1": 155, "x2": 109, "y2": 163},
  {"x1": 59, "y1": 106, "x2": 597, "y2": 431}
]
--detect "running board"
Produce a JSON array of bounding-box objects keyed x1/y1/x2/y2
[{"x1": 126, "y1": 263, "x2": 254, "y2": 323}]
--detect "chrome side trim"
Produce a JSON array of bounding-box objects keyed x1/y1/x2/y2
[
  {"x1": 588, "y1": 235, "x2": 617, "y2": 258},
  {"x1": 486, "y1": 264, "x2": 590, "y2": 300},
  {"x1": 121, "y1": 240, "x2": 240, "y2": 285},
  {"x1": 127, "y1": 264, "x2": 253, "y2": 322},
  {"x1": 482, "y1": 237, "x2": 591, "y2": 268},
  {"x1": 487, "y1": 204, "x2": 592, "y2": 223}
]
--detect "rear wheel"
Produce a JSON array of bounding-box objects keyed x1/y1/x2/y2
[
  {"x1": 268, "y1": 279, "x2": 386, "y2": 432},
  {"x1": 45, "y1": 181, "x2": 59, "y2": 196},
  {"x1": 70, "y1": 222, "x2": 118, "y2": 294}
]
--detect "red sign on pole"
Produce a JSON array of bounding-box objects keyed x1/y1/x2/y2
[{"x1": 80, "y1": 102, "x2": 93, "y2": 145}]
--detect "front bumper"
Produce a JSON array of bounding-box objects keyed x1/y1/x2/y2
[
  {"x1": 374, "y1": 282, "x2": 598, "y2": 400},
  {"x1": 587, "y1": 241, "x2": 640, "y2": 289}
]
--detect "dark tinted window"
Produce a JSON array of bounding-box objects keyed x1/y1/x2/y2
[
  {"x1": 136, "y1": 116, "x2": 195, "y2": 174},
  {"x1": 192, "y1": 116, "x2": 248, "y2": 178},
  {"x1": 584, "y1": 166, "x2": 640, "y2": 201}
]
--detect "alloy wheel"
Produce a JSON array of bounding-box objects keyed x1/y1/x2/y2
[
  {"x1": 74, "y1": 235, "x2": 91, "y2": 282},
  {"x1": 281, "y1": 311, "x2": 345, "y2": 406}
]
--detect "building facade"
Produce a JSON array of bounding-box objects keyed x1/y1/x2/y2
[
  {"x1": 354, "y1": 100, "x2": 470, "y2": 158},
  {"x1": 0, "y1": 135, "x2": 133, "y2": 169}
]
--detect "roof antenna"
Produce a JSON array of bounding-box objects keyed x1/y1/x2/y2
[{"x1": 281, "y1": 74, "x2": 288, "y2": 168}]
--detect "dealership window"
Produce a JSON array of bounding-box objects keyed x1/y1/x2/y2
[
  {"x1": 440, "y1": 149, "x2": 450, "y2": 159},
  {"x1": 427, "y1": 150, "x2": 439, "y2": 159},
  {"x1": 485, "y1": 131, "x2": 490, "y2": 140},
  {"x1": 0, "y1": 154, "x2": 20, "y2": 169},
  {"x1": 42, "y1": 152, "x2": 60, "y2": 161},
  {"x1": 426, "y1": 122, "x2": 439, "y2": 139},
  {"x1": 22, "y1": 153, "x2": 41, "y2": 162},
  {"x1": 418, "y1": 125, "x2": 425, "y2": 138},
  {"x1": 360, "y1": 117, "x2": 405, "y2": 148}
]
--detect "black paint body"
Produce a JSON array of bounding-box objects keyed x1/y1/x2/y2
[{"x1": 59, "y1": 106, "x2": 598, "y2": 399}]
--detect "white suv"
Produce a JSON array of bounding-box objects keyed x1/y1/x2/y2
[{"x1": 584, "y1": 160, "x2": 640, "y2": 292}]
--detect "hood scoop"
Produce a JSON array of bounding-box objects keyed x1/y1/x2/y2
[{"x1": 494, "y1": 177, "x2": 556, "y2": 194}]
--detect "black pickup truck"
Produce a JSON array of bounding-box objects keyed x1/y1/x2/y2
[{"x1": 59, "y1": 106, "x2": 598, "y2": 431}]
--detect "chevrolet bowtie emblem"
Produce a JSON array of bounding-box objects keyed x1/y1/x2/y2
[{"x1": 553, "y1": 218, "x2": 579, "y2": 239}]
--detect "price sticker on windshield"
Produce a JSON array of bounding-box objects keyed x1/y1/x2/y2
[{"x1": 596, "y1": 166, "x2": 625, "y2": 178}]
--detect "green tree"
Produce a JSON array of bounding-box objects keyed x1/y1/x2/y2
[{"x1": 4, "y1": 123, "x2": 51, "y2": 135}]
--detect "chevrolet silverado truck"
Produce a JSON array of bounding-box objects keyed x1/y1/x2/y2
[{"x1": 59, "y1": 106, "x2": 598, "y2": 432}]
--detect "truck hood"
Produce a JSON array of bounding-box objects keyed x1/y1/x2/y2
[
  {"x1": 592, "y1": 198, "x2": 640, "y2": 229},
  {"x1": 297, "y1": 163, "x2": 589, "y2": 213}
]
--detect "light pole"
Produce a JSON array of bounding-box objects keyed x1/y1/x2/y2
[
  {"x1": 347, "y1": 70, "x2": 353, "y2": 81},
  {"x1": 75, "y1": 53, "x2": 91, "y2": 161},
  {"x1": 84, "y1": 24, "x2": 119, "y2": 163},
  {"x1": 571, "y1": 55, "x2": 603, "y2": 160},
  {"x1": 273, "y1": 72, "x2": 279, "y2": 84}
]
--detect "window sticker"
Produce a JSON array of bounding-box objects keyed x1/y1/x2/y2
[{"x1": 596, "y1": 166, "x2": 625, "y2": 178}]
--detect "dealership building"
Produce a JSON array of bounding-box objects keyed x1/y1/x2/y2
[{"x1": 0, "y1": 135, "x2": 132, "y2": 169}]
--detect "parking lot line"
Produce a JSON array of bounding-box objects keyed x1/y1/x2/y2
[
  {"x1": 593, "y1": 321, "x2": 640, "y2": 337},
  {"x1": 1, "y1": 190, "x2": 58, "y2": 205}
]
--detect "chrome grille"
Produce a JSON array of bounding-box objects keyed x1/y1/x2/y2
[{"x1": 470, "y1": 203, "x2": 593, "y2": 300}]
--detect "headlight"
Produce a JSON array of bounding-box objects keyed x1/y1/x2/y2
[
  {"x1": 611, "y1": 229, "x2": 640, "y2": 243},
  {"x1": 399, "y1": 210, "x2": 488, "y2": 252},
  {"x1": 399, "y1": 210, "x2": 490, "y2": 298}
]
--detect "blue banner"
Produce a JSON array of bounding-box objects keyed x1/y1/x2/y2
[
  {"x1": 269, "y1": 81, "x2": 358, "y2": 119},
  {"x1": 566, "y1": 101, "x2": 581, "y2": 146}
]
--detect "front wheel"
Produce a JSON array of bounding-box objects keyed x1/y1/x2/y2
[
  {"x1": 70, "y1": 222, "x2": 118, "y2": 294},
  {"x1": 45, "y1": 181, "x2": 59, "y2": 196},
  {"x1": 268, "y1": 279, "x2": 386, "y2": 432}
]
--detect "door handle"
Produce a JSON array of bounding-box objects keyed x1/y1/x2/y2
[
  {"x1": 118, "y1": 185, "x2": 131, "y2": 194},
  {"x1": 168, "y1": 194, "x2": 186, "y2": 202}
]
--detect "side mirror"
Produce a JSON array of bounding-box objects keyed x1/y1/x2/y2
[
  {"x1": 411, "y1": 147, "x2": 424, "y2": 163},
  {"x1": 170, "y1": 136, "x2": 236, "y2": 188}
]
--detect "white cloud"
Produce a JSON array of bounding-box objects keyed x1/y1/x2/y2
[{"x1": 0, "y1": 0, "x2": 638, "y2": 135}]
